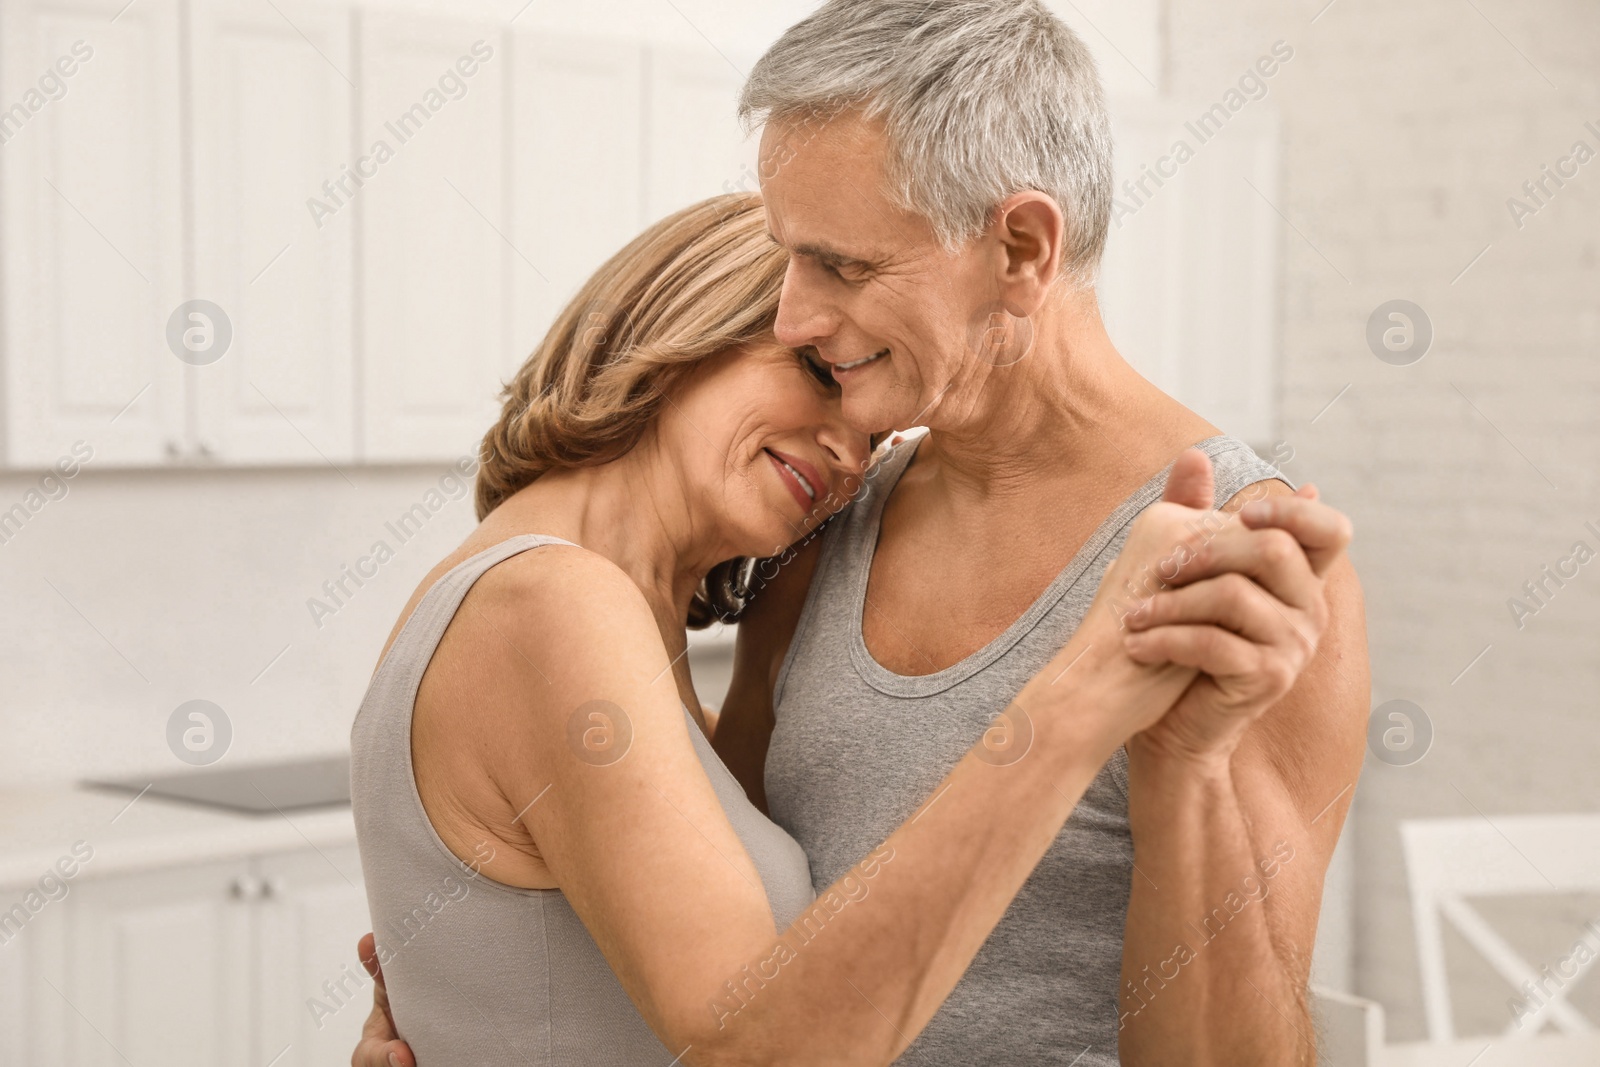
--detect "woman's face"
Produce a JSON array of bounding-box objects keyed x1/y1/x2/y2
[{"x1": 658, "y1": 336, "x2": 872, "y2": 559}]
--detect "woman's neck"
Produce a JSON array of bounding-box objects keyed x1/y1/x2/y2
[{"x1": 486, "y1": 446, "x2": 725, "y2": 644}]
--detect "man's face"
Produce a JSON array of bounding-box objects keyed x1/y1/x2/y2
[{"x1": 759, "y1": 112, "x2": 999, "y2": 435}]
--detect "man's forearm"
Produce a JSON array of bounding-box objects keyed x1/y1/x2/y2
[{"x1": 1118, "y1": 739, "x2": 1314, "y2": 1066}]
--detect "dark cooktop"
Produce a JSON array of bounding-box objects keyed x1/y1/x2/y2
[{"x1": 87, "y1": 754, "x2": 351, "y2": 815}]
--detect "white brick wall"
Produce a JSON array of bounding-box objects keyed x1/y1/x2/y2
[{"x1": 1166, "y1": 0, "x2": 1600, "y2": 1040}]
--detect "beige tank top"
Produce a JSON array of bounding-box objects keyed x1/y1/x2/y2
[{"x1": 351, "y1": 534, "x2": 816, "y2": 1066}]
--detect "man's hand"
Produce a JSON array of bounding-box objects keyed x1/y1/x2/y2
[
  {"x1": 1115, "y1": 452, "x2": 1366, "y2": 1066},
  {"x1": 1041, "y1": 449, "x2": 1348, "y2": 752},
  {"x1": 1120, "y1": 454, "x2": 1352, "y2": 763},
  {"x1": 352, "y1": 934, "x2": 414, "y2": 1067}
]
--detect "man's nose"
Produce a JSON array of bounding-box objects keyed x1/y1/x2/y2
[{"x1": 774, "y1": 260, "x2": 836, "y2": 348}]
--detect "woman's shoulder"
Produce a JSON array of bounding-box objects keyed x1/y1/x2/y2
[
  {"x1": 376, "y1": 535, "x2": 638, "y2": 669},
  {"x1": 428, "y1": 536, "x2": 674, "y2": 727},
  {"x1": 469, "y1": 537, "x2": 656, "y2": 644}
]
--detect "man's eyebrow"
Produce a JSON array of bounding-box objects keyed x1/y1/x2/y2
[
  {"x1": 765, "y1": 229, "x2": 874, "y2": 268},
  {"x1": 789, "y1": 242, "x2": 869, "y2": 268}
]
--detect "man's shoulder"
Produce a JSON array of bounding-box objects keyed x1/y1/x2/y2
[
  {"x1": 1221, "y1": 473, "x2": 1297, "y2": 513},
  {"x1": 1198, "y1": 435, "x2": 1297, "y2": 511}
]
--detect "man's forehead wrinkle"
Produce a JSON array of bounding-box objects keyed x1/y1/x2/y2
[
  {"x1": 763, "y1": 201, "x2": 872, "y2": 264},
  {"x1": 775, "y1": 162, "x2": 936, "y2": 273},
  {"x1": 761, "y1": 128, "x2": 928, "y2": 269}
]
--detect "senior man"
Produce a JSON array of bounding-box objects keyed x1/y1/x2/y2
[{"x1": 355, "y1": 2, "x2": 1367, "y2": 1064}]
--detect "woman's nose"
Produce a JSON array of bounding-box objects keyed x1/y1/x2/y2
[{"x1": 817, "y1": 417, "x2": 872, "y2": 493}]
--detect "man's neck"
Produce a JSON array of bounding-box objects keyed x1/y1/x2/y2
[{"x1": 916, "y1": 293, "x2": 1205, "y2": 509}]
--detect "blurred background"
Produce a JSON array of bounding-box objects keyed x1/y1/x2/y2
[{"x1": 0, "y1": 0, "x2": 1595, "y2": 1064}]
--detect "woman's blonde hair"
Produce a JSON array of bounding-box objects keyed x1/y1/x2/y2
[{"x1": 475, "y1": 192, "x2": 789, "y2": 625}]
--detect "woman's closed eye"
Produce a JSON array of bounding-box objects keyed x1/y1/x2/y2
[{"x1": 796, "y1": 346, "x2": 838, "y2": 390}]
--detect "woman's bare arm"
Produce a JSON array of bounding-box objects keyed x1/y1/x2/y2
[{"x1": 354, "y1": 459, "x2": 1351, "y2": 1067}]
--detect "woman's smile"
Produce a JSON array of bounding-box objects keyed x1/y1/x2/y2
[{"x1": 765, "y1": 447, "x2": 824, "y2": 511}]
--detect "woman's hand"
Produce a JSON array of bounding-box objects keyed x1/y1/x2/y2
[
  {"x1": 1122, "y1": 479, "x2": 1351, "y2": 765},
  {"x1": 1025, "y1": 449, "x2": 1351, "y2": 758},
  {"x1": 351, "y1": 933, "x2": 414, "y2": 1067},
  {"x1": 345, "y1": 449, "x2": 1352, "y2": 1067}
]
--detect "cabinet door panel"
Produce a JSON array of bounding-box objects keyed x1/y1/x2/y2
[
  {"x1": 0, "y1": 0, "x2": 184, "y2": 467},
  {"x1": 67, "y1": 861, "x2": 253, "y2": 1067},
  {"x1": 509, "y1": 33, "x2": 643, "y2": 378},
  {"x1": 643, "y1": 46, "x2": 756, "y2": 225},
  {"x1": 190, "y1": 0, "x2": 356, "y2": 464},
  {"x1": 360, "y1": 17, "x2": 509, "y2": 462},
  {"x1": 0, "y1": 883, "x2": 69, "y2": 1067},
  {"x1": 255, "y1": 845, "x2": 371, "y2": 1067}
]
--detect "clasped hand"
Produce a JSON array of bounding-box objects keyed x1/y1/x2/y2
[{"x1": 1054, "y1": 449, "x2": 1352, "y2": 765}]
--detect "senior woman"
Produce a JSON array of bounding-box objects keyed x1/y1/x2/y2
[{"x1": 350, "y1": 192, "x2": 1347, "y2": 1066}]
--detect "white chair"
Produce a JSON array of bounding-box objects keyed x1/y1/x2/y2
[{"x1": 1400, "y1": 814, "x2": 1600, "y2": 1042}]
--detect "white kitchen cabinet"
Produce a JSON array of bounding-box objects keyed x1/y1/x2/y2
[
  {"x1": 256, "y1": 845, "x2": 374, "y2": 1067},
  {"x1": 0, "y1": 889, "x2": 70, "y2": 1067},
  {"x1": 0, "y1": 0, "x2": 186, "y2": 467},
  {"x1": 189, "y1": 0, "x2": 357, "y2": 465},
  {"x1": 0, "y1": 925, "x2": 21, "y2": 1065},
  {"x1": 2, "y1": 1, "x2": 1235, "y2": 470},
  {"x1": 51, "y1": 844, "x2": 369, "y2": 1067},
  {"x1": 642, "y1": 45, "x2": 759, "y2": 225},
  {"x1": 1, "y1": 0, "x2": 356, "y2": 469},
  {"x1": 508, "y1": 32, "x2": 644, "y2": 376},
  {"x1": 66, "y1": 858, "x2": 256, "y2": 1067},
  {"x1": 358, "y1": 15, "x2": 512, "y2": 462}
]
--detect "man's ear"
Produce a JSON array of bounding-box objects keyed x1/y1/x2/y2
[{"x1": 992, "y1": 191, "x2": 1065, "y2": 313}]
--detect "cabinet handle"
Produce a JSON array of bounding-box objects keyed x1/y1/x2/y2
[
  {"x1": 197, "y1": 439, "x2": 217, "y2": 460},
  {"x1": 164, "y1": 439, "x2": 183, "y2": 461},
  {"x1": 230, "y1": 874, "x2": 264, "y2": 900},
  {"x1": 261, "y1": 876, "x2": 287, "y2": 900}
]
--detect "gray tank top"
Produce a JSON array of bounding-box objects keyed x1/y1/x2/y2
[
  {"x1": 766, "y1": 434, "x2": 1291, "y2": 1066},
  {"x1": 351, "y1": 534, "x2": 816, "y2": 1067}
]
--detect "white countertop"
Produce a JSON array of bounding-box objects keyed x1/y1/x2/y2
[
  {"x1": 0, "y1": 785, "x2": 356, "y2": 887},
  {"x1": 1384, "y1": 1034, "x2": 1600, "y2": 1066}
]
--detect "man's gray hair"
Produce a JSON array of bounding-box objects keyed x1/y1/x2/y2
[{"x1": 739, "y1": 0, "x2": 1113, "y2": 282}]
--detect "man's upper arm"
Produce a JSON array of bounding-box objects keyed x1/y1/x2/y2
[
  {"x1": 1224, "y1": 480, "x2": 1370, "y2": 977},
  {"x1": 711, "y1": 536, "x2": 824, "y2": 812}
]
